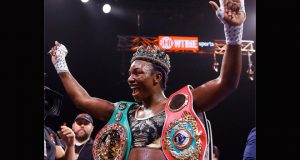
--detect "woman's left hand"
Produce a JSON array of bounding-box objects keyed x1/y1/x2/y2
[{"x1": 209, "y1": 0, "x2": 246, "y2": 26}]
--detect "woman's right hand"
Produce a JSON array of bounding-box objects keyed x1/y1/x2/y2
[
  {"x1": 48, "y1": 41, "x2": 115, "y2": 121},
  {"x1": 49, "y1": 41, "x2": 70, "y2": 73},
  {"x1": 50, "y1": 41, "x2": 67, "y2": 64}
]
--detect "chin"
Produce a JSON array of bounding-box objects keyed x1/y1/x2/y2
[{"x1": 133, "y1": 96, "x2": 142, "y2": 103}]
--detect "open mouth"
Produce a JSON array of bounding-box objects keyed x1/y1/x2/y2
[{"x1": 131, "y1": 86, "x2": 139, "y2": 96}]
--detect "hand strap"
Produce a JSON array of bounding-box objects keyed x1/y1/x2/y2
[
  {"x1": 54, "y1": 44, "x2": 69, "y2": 73},
  {"x1": 215, "y1": 0, "x2": 245, "y2": 45}
]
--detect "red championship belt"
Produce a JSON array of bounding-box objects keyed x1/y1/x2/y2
[{"x1": 161, "y1": 85, "x2": 207, "y2": 160}]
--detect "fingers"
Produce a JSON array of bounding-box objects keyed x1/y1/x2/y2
[
  {"x1": 60, "y1": 126, "x2": 74, "y2": 134},
  {"x1": 222, "y1": 0, "x2": 245, "y2": 26},
  {"x1": 225, "y1": 1, "x2": 240, "y2": 14},
  {"x1": 55, "y1": 41, "x2": 60, "y2": 46},
  {"x1": 224, "y1": 7, "x2": 245, "y2": 25},
  {"x1": 234, "y1": 12, "x2": 246, "y2": 25},
  {"x1": 58, "y1": 126, "x2": 75, "y2": 139},
  {"x1": 49, "y1": 41, "x2": 66, "y2": 56},
  {"x1": 209, "y1": 1, "x2": 219, "y2": 11},
  {"x1": 58, "y1": 127, "x2": 75, "y2": 146},
  {"x1": 49, "y1": 40, "x2": 59, "y2": 56},
  {"x1": 231, "y1": 2, "x2": 240, "y2": 12},
  {"x1": 224, "y1": 13, "x2": 244, "y2": 26},
  {"x1": 49, "y1": 46, "x2": 57, "y2": 56}
]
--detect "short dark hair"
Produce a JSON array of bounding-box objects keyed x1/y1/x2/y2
[{"x1": 152, "y1": 63, "x2": 169, "y2": 91}]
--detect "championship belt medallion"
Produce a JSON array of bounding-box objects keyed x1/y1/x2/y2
[
  {"x1": 161, "y1": 85, "x2": 207, "y2": 160},
  {"x1": 93, "y1": 101, "x2": 135, "y2": 160}
]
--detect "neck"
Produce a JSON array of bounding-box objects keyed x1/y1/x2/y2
[
  {"x1": 143, "y1": 90, "x2": 167, "y2": 110},
  {"x1": 75, "y1": 137, "x2": 90, "y2": 146}
]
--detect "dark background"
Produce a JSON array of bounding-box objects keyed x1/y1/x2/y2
[{"x1": 44, "y1": 0, "x2": 256, "y2": 160}]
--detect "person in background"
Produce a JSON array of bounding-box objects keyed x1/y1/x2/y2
[
  {"x1": 243, "y1": 127, "x2": 256, "y2": 160},
  {"x1": 71, "y1": 113, "x2": 94, "y2": 160},
  {"x1": 44, "y1": 86, "x2": 75, "y2": 160},
  {"x1": 48, "y1": 0, "x2": 246, "y2": 159}
]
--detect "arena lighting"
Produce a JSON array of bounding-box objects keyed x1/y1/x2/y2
[
  {"x1": 116, "y1": 35, "x2": 256, "y2": 81},
  {"x1": 102, "y1": 4, "x2": 111, "y2": 14},
  {"x1": 81, "y1": 0, "x2": 89, "y2": 3}
]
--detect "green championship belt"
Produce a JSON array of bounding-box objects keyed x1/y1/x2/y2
[{"x1": 93, "y1": 101, "x2": 136, "y2": 160}]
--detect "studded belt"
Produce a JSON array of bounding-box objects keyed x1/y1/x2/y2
[
  {"x1": 93, "y1": 101, "x2": 136, "y2": 160},
  {"x1": 161, "y1": 85, "x2": 208, "y2": 160}
]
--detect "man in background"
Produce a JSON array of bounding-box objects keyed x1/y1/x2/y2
[
  {"x1": 71, "y1": 113, "x2": 94, "y2": 160},
  {"x1": 44, "y1": 86, "x2": 75, "y2": 160}
]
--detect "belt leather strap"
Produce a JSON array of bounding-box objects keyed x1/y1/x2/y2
[
  {"x1": 93, "y1": 101, "x2": 136, "y2": 160},
  {"x1": 161, "y1": 85, "x2": 207, "y2": 160}
]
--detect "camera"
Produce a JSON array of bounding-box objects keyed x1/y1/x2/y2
[{"x1": 44, "y1": 86, "x2": 63, "y2": 119}]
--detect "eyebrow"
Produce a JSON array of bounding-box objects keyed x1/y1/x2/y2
[{"x1": 128, "y1": 67, "x2": 139, "y2": 73}]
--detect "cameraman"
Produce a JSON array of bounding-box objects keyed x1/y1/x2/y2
[{"x1": 44, "y1": 86, "x2": 75, "y2": 160}]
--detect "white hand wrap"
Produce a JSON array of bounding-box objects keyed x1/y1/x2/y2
[
  {"x1": 54, "y1": 44, "x2": 69, "y2": 73},
  {"x1": 216, "y1": 0, "x2": 245, "y2": 45}
]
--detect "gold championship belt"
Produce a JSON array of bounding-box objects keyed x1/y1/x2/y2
[
  {"x1": 93, "y1": 102, "x2": 136, "y2": 160},
  {"x1": 161, "y1": 85, "x2": 207, "y2": 160}
]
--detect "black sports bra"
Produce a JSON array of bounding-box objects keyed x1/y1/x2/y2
[{"x1": 128, "y1": 105, "x2": 166, "y2": 148}]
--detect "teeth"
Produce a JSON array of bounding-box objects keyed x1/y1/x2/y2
[{"x1": 132, "y1": 88, "x2": 138, "y2": 95}]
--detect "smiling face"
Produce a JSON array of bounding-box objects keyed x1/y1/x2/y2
[{"x1": 128, "y1": 60, "x2": 159, "y2": 103}]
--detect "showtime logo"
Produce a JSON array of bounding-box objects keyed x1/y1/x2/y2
[
  {"x1": 159, "y1": 37, "x2": 173, "y2": 49},
  {"x1": 158, "y1": 36, "x2": 199, "y2": 51}
]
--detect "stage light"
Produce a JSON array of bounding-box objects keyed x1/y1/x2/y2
[
  {"x1": 81, "y1": 0, "x2": 89, "y2": 3},
  {"x1": 102, "y1": 4, "x2": 111, "y2": 14}
]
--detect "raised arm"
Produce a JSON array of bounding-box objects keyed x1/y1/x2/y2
[
  {"x1": 50, "y1": 41, "x2": 114, "y2": 121},
  {"x1": 192, "y1": 0, "x2": 246, "y2": 113}
]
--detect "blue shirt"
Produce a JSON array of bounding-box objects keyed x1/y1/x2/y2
[{"x1": 243, "y1": 127, "x2": 256, "y2": 160}]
